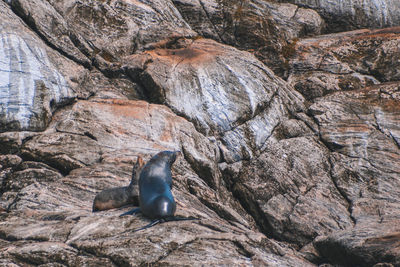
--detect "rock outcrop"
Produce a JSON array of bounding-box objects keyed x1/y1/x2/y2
[
  {"x1": 1, "y1": 0, "x2": 399, "y2": 266},
  {"x1": 278, "y1": 0, "x2": 400, "y2": 32}
]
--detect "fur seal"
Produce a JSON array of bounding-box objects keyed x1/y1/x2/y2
[
  {"x1": 92, "y1": 156, "x2": 145, "y2": 212},
  {"x1": 120, "y1": 151, "x2": 195, "y2": 231}
]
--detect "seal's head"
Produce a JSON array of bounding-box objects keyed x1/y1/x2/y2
[{"x1": 153, "y1": 150, "x2": 180, "y2": 166}]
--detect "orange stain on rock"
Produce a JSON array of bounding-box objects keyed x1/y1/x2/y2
[
  {"x1": 146, "y1": 39, "x2": 223, "y2": 66},
  {"x1": 92, "y1": 99, "x2": 149, "y2": 120}
]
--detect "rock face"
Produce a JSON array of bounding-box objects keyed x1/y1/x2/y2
[
  {"x1": 287, "y1": 27, "x2": 400, "y2": 100},
  {"x1": 279, "y1": 0, "x2": 400, "y2": 32},
  {"x1": 172, "y1": 0, "x2": 325, "y2": 76},
  {"x1": 0, "y1": 1, "x2": 79, "y2": 132},
  {"x1": 1, "y1": 0, "x2": 399, "y2": 266}
]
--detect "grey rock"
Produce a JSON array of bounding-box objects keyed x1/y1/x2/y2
[
  {"x1": 287, "y1": 28, "x2": 400, "y2": 101},
  {"x1": 124, "y1": 38, "x2": 305, "y2": 162},
  {"x1": 315, "y1": 218, "x2": 400, "y2": 266},
  {"x1": 1, "y1": 0, "x2": 399, "y2": 265},
  {"x1": 172, "y1": 0, "x2": 325, "y2": 76},
  {"x1": 0, "y1": 2, "x2": 79, "y2": 132},
  {"x1": 222, "y1": 137, "x2": 353, "y2": 247},
  {"x1": 308, "y1": 82, "x2": 400, "y2": 265},
  {"x1": 278, "y1": 0, "x2": 400, "y2": 32},
  {"x1": 7, "y1": 0, "x2": 196, "y2": 72}
]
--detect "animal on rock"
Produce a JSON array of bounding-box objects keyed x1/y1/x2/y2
[
  {"x1": 92, "y1": 156, "x2": 145, "y2": 212},
  {"x1": 120, "y1": 150, "x2": 195, "y2": 231}
]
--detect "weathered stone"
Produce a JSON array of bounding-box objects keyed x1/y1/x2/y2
[
  {"x1": 278, "y1": 0, "x2": 400, "y2": 32},
  {"x1": 7, "y1": 0, "x2": 196, "y2": 71},
  {"x1": 309, "y1": 83, "x2": 400, "y2": 221},
  {"x1": 306, "y1": 82, "x2": 400, "y2": 265},
  {"x1": 315, "y1": 218, "x2": 400, "y2": 266},
  {"x1": 172, "y1": 0, "x2": 324, "y2": 76},
  {"x1": 222, "y1": 136, "x2": 353, "y2": 247},
  {"x1": 287, "y1": 27, "x2": 400, "y2": 101},
  {"x1": 124, "y1": 38, "x2": 305, "y2": 162},
  {"x1": 0, "y1": 2, "x2": 84, "y2": 132},
  {"x1": 3, "y1": 241, "x2": 116, "y2": 266},
  {"x1": 1, "y1": 0, "x2": 400, "y2": 265}
]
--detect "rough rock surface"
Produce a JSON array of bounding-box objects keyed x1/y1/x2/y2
[
  {"x1": 172, "y1": 0, "x2": 325, "y2": 76},
  {"x1": 123, "y1": 37, "x2": 305, "y2": 162},
  {"x1": 1, "y1": 0, "x2": 400, "y2": 266},
  {"x1": 278, "y1": 0, "x2": 400, "y2": 32},
  {"x1": 287, "y1": 27, "x2": 400, "y2": 100},
  {"x1": 0, "y1": 1, "x2": 79, "y2": 132}
]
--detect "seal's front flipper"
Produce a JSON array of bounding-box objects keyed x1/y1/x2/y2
[
  {"x1": 120, "y1": 207, "x2": 141, "y2": 217},
  {"x1": 133, "y1": 219, "x2": 162, "y2": 232}
]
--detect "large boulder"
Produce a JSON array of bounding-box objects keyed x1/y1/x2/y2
[{"x1": 124, "y1": 38, "x2": 305, "y2": 162}]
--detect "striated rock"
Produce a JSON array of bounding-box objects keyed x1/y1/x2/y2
[
  {"x1": 278, "y1": 0, "x2": 400, "y2": 32},
  {"x1": 0, "y1": 2, "x2": 80, "y2": 132},
  {"x1": 308, "y1": 82, "x2": 400, "y2": 265},
  {"x1": 7, "y1": 0, "x2": 196, "y2": 72},
  {"x1": 287, "y1": 27, "x2": 400, "y2": 100},
  {"x1": 1, "y1": 0, "x2": 400, "y2": 265},
  {"x1": 172, "y1": 0, "x2": 325, "y2": 76},
  {"x1": 315, "y1": 218, "x2": 400, "y2": 266},
  {"x1": 221, "y1": 136, "x2": 353, "y2": 247},
  {"x1": 309, "y1": 83, "x2": 400, "y2": 220},
  {"x1": 1, "y1": 98, "x2": 314, "y2": 266},
  {"x1": 21, "y1": 99, "x2": 219, "y2": 176},
  {"x1": 124, "y1": 38, "x2": 305, "y2": 162}
]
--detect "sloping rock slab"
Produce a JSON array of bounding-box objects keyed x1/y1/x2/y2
[
  {"x1": 1, "y1": 98, "x2": 315, "y2": 266},
  {"x1": 21, "y1": 99, "x2": 218, "y2": 175}
]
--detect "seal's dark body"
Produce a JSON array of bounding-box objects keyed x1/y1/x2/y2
[
  {"x1": 139, "y1": 151, "x2": 177, "y2": 219},
  {"x1": 120, "y1": 151, "x2": 196, "y2": 231}
]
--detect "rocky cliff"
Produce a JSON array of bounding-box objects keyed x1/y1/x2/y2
[{"x1": 1, "y1": 0, "x2": 399, "y2": 266}]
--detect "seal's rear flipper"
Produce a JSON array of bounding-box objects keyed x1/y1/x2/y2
[
  {"x1": 132, "y1": 219, "x2": 162, "y2": 232},
  {"x1": 120, "y1": 208, "x2": 141, "y2": 217}
]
